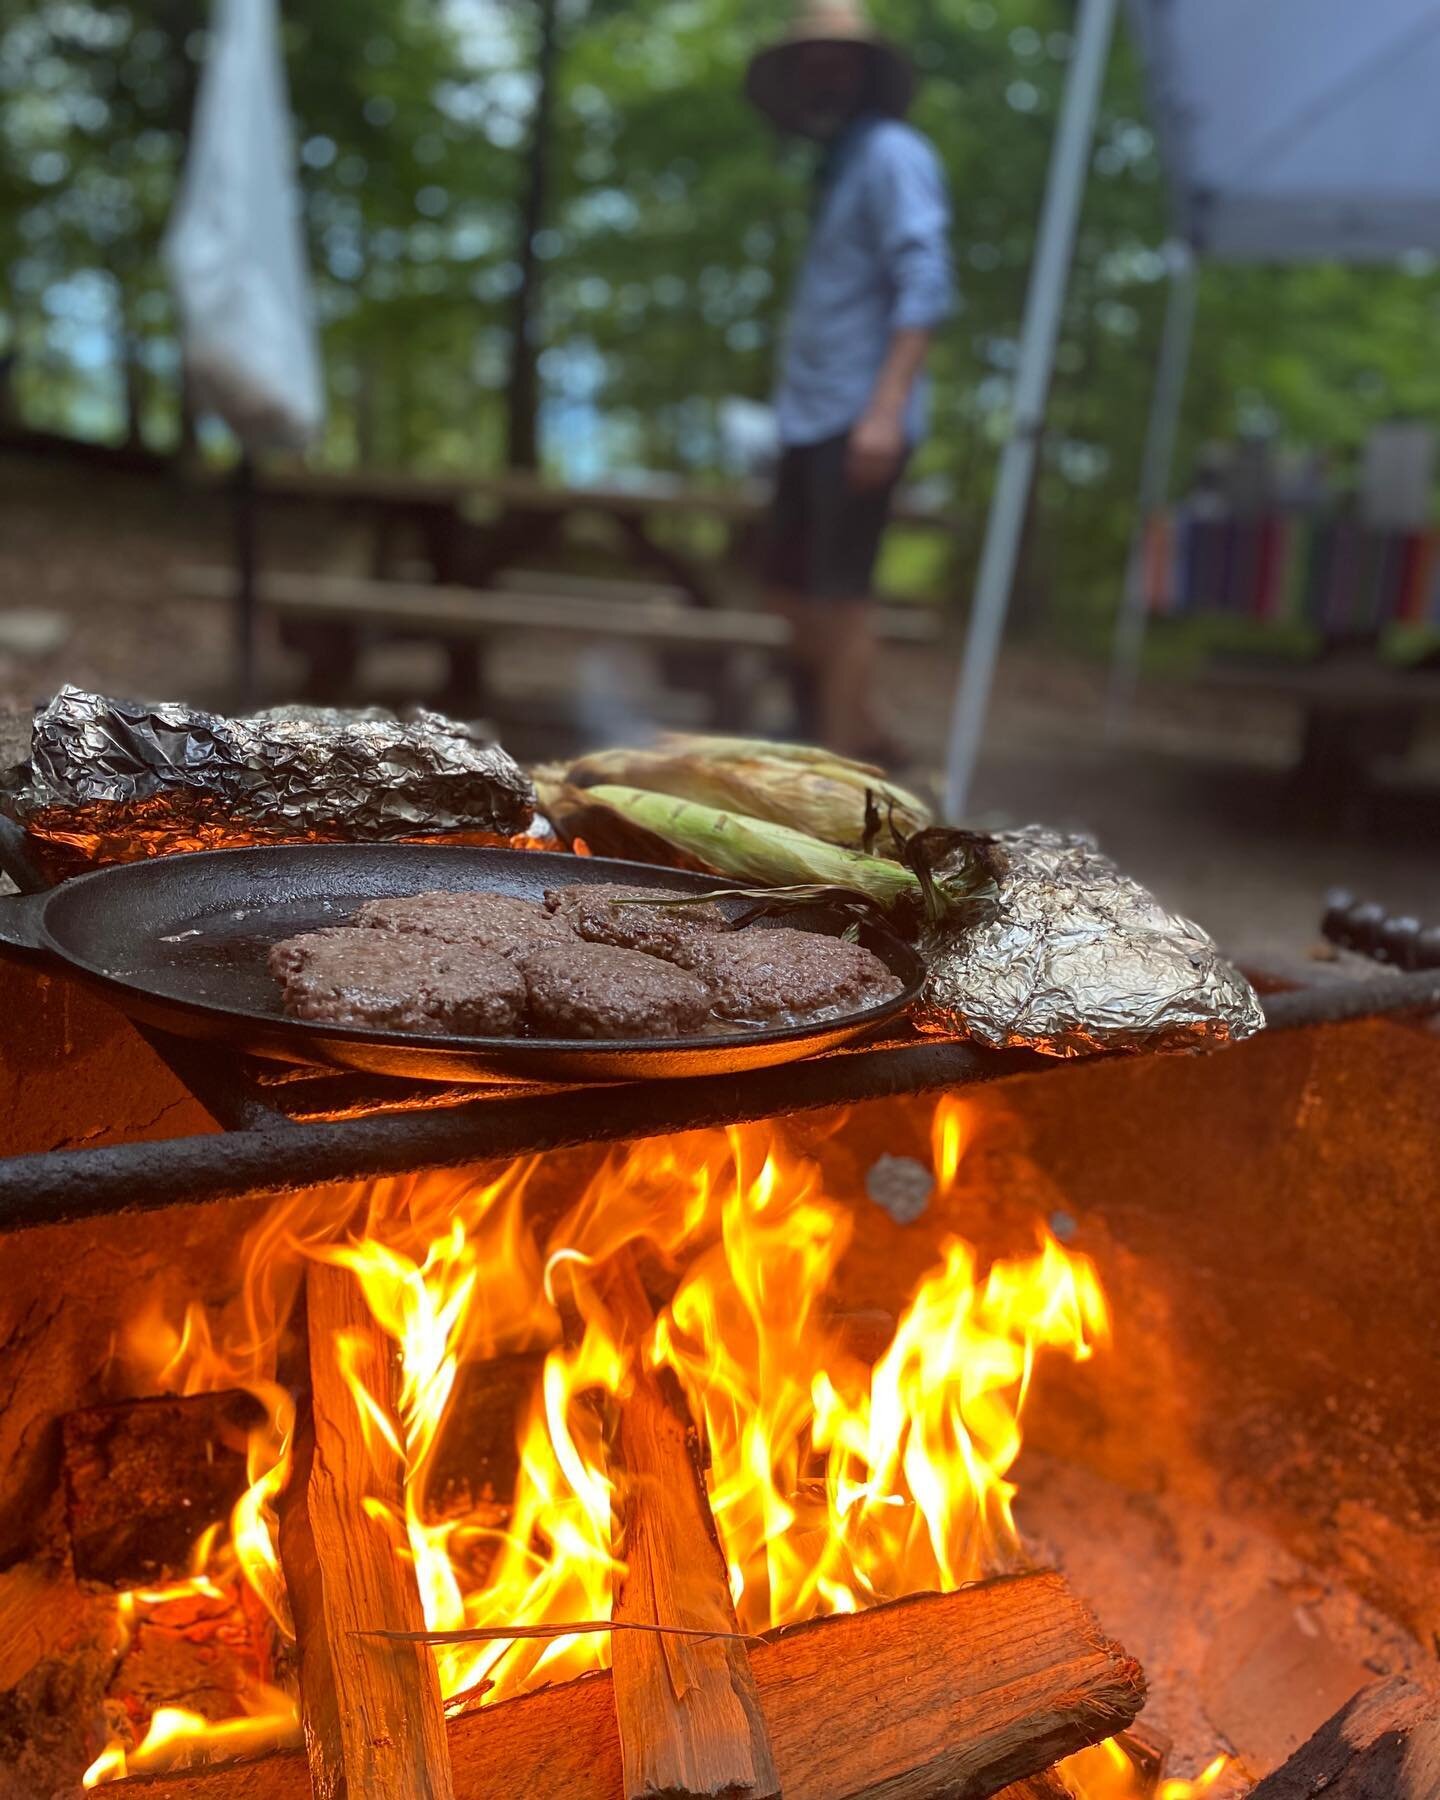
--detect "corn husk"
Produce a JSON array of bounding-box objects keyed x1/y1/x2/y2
[
  {"x1": 586, "y1": 785, "x2": 925, "y2": 913},
  {"x1": 563, "y1": 735, "x2": 930, "y2": 852},
  {"x1": 531, "y1": 775, "x2": 699, "y2": 870}
]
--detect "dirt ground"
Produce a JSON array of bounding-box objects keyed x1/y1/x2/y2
[{"x1": 2, "y1": 454, "x2": 1436, "y2": 966}]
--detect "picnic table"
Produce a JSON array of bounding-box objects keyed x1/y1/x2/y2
[
  {"x1": 194, "y1": 465, "x2": 957, "y2": 725},
  {"x1": 1196, "y1": 652, "x2": 1440, "y2": 795},
  {"x1": 255, "y1": 465, "x2": 959, "y2": 605}
]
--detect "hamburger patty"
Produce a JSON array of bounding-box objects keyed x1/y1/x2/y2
[
  {"x1": 353, "y1": 890, "x2": 573, "y2": 961},
  {"x1": 543, "y1": 882, "x2": 727, "y2": 966},
  {"x1": 268, "y1": 927, "x2": 527, "y2": 1034},
  {"x1": 522, "y1": 940, "x2": 714, "y2": 1039},
  {"x1": 686, "y1": 927, "x2": 901, "y2": 1025}
]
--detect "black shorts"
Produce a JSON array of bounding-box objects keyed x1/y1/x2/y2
[{"x1": 763, "y1": 430, "x2": 903, "y2": 600}]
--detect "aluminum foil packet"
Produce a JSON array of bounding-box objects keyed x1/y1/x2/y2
[
  {"x1": 915, "y1": 825, "x2": 1264, "y2": 1056},
  {"x1": 3, "y1": 686, "x2": 536, "y2": 873}
]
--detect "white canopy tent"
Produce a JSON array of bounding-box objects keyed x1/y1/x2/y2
[{"x1": 943, "y1": 0, "x2": 1440, "y2": 817}]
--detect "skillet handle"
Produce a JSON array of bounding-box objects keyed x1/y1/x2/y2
[
  {"x1": 0, "y1": 813, "x2": 53, "y2": 896},
  {"x1": 0, "y1": 890, "x2": 52, "y2": 961}
]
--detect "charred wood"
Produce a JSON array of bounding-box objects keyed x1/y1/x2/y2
[
  {"x1": 276, "y1": 1260, "x2": 454, "y2": 1800},
  {"x1": 1249, "y1": 1675, "x2": 1440, "y2": 1800},
  {"x1": 1115, "y1": 1721, "x2": 1172, "y2": 1795},
  {"x1": 420, "y1": 1350, "x2": 544, "y2": 1526},
  {"x1": 62, "y1": 1390, "x2": 262, "y2": 1588}
]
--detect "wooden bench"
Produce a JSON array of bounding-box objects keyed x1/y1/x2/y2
[{"x1": 180, "y1": 566, "x2": 941, "y2": 725}]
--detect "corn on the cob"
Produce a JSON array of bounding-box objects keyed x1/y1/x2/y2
[
  {"x1": 565, "y1": 736, "x2": 930, "y2": 851},
  {"x1": 586, "y1": 785, "x2": 923, "y2": 910}
]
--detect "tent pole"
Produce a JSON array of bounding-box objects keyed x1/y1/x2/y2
[
  {"x1": 1105, "y1": 240, "x2": 1198, "y2": 732},
  {"x1": 233, "y1": 450, "x2": 259, "y2": 710},
  {"x1": 943, "y1": 0, "x2": 1119, "y2": 821}
]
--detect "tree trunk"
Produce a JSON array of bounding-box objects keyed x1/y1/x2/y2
[{"x1": 504, "y1": 0, "x2": 559, "y2": 472}]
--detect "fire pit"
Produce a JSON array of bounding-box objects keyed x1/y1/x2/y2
[{"x1": 0, "y1": 934, "x2": 1437, "y2": 1799}]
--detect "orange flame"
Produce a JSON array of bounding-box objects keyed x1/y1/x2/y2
[
  {"x1": 84, "y1": 1096, "x2": 1204, "y2": 1792},
  {"x1": 1059, "y1": 1740, "x2": 1234, "y2": 1799},
  {"x1": 82, "y1": 1689, "x2": 299, "y2": 1787}
]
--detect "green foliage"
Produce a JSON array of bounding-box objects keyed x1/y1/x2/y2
[{"x1": 6, "y1": 0, "x2": 1440, "y2": 625}]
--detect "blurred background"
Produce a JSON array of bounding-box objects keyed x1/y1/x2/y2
[{"x1": 2, "y1": 0, "x2": 1438, "y2": 956}]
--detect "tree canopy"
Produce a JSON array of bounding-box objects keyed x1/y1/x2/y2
[{"x1": 6, "y1": 0, "x2": 1440, "y2": 616}]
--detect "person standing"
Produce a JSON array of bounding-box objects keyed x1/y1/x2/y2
[{"x1": 746, "y1": 0, "x2": 954, "y2": 758}]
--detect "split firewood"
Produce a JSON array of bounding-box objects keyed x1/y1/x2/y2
[
  {"x1": 276, "y1": 1259, "x2": 454, "y2": 1800},
  {"x1": 0, "y1": 1559, "x2": 94, "y2": 1691},
  {"x1": 61, "y1": 1389, "x2": 263, "y2": 1588},
  {"x1": 1249, "y1": 1674, "x2": 1440, "y2": 1799},
  {"x1": 604, "y1": 1250, "x2": 779, "y2": 1800},
  {"x1": 127, "y1": 1571, "x2": 1144, "y2": 1800},
  {"x1": 1116, "y1": 1721, "x2": 1173, "y2": 1795},
  {"x1": 420, "y1": 1349, "x2": 546, "y2": 1525},
  {"x1": 992, "y1": 1776, "x2": 1073, "y2": 1800}
]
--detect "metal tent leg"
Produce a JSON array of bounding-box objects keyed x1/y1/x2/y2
[
  {"x1": 943, "y1": 0, "x2": 1121, "y2": 821},
  {"x1": 1105, "y1": 241, "x2": 1198, "y2": 732}
]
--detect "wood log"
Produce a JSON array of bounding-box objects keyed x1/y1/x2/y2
[
  {"x1": 126, "y1": 1571, "x2": 1144, "y2": 1800},
  {"x1": 420, "y1": 1350, "x2": 545, "y2": 1525},
  {"x1": 1115, "y1": 1721, "x2": 1172, "y2": 1796},
  {"x1": 605, "y1": 1254, "x2": 778, "y2": 1800},
  {"x1": 1249, "y1": 1675, "x2": 1440, "y2": 1800},
  {"x1": 992, "y1": 1776, "x2": 1073, "y2": 1800},
  {"x1": 61, "y1": 1389, "x2": 263, "y2": 1587},
  {"x1": 0, "y1": 1559, "x2": 93, "y2": 1690},
  {"x1": 276, "y1": 1260, "x2": 454, "y2": 1800}
]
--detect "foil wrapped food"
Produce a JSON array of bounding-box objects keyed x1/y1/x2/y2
[
  {"x1": 915, "y1": 825, "x2": 1264, "y2": 1056},
  {"x1": 3, "y1": 687, "x2": 536, "y2": 873}
]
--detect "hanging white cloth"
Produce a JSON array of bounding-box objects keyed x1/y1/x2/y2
[{"x1": 164, "y1": 0, "x2": 323, "y2": 448}]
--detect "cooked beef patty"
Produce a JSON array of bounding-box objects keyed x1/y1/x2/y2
[
  {"x1": 269, "y1": 928, "x2": 527, "y2": 1034},
  {"x1": 522, "y1": 940, "x2": 713, "y2": 1039},
  {"x1": 544, "y1": 882, "x2": 727, "y2": 966},
  {"x1": 353, "y1": 890, "x2": 573, "y2": 961},
  {"x1": 686, "y1": 928, "x2": 901, "y2": 1025}
]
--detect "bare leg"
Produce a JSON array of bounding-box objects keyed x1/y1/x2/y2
[
  {"x1": 766, "y1": 585, "x2": 821, "y2": 737},
  {"x1": 768, "y1": 589, "x2": 892, "y2": 755},
  {"x1": 815, "y1": 597, "x2": 885, "y2": 754}
]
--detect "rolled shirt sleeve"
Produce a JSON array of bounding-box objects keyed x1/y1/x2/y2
[{"x1": 867, "y1": 124, "x2": 955, "y2": 332}]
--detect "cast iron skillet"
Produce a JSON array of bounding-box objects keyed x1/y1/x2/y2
[{"x1": 0, "y1": 842, "x2": 923, "y2": 1083}]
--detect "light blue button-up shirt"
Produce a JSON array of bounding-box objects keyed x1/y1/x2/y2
[{"x1": 775, "y1": 116, "x2": 955, "y2": 449}]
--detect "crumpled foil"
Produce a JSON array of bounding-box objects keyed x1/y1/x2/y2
[
  {"x1": 915, "y1": 825, "x2": 1264, "y2": 1056},
  {"x1": 4, "y1": 686, "x2": 535, "y2": 872}
]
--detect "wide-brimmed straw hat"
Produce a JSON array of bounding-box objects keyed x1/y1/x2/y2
[{"x1": 745, "y1": 0, "x2": 915, "y2": 133}]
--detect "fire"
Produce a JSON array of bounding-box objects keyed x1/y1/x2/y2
[
  {"x1": 1060, "y1": 1740, "x2": 1234, "y2": 1799},
  {"x1": 81, "y1": 1690, "x2": 300, "y2": 1788},
  {"x1": 84, "y1": 1097, "x2": 1137, "y2": 1784},
  {"x1": 648, "y1": 1133, "x2": 1107, "y2": 1626}
]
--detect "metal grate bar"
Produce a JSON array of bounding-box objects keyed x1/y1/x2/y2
[{"x1": 0, "y1": 967, "x2": 1436, "y2": 1235}]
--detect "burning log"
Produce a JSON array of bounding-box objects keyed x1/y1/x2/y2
[
  {"x1": 993, "y1": 1777, "x2": 1073, "y2": 1800},
  {"x1": 276, "y1": 1259, "x2": 454, "y2": 1800},
  {"x1": 421, "y1": 1350, "x2": 545, "y2": 1525},
  {"x1": 1248, "y1": 1675, "x2": 1440, "y2": 1799},
  {"x1": 1115, "y1": 1722, "x2": 1172, "y2": 1796},
  {"x1": 605, "y1": 1254, "x2": 779, "y2": 1800},
  {"x1": 61, "y1": 1390, "x2": 262, "y2": 1588},
  {"x1": 126, "y1": 1572, "x2": 1143, "y2": 1800}
]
